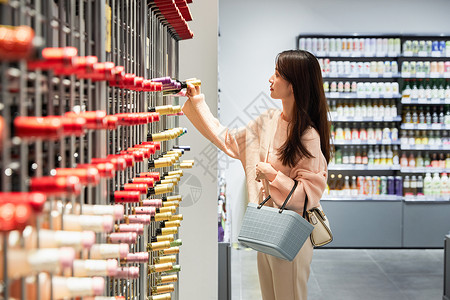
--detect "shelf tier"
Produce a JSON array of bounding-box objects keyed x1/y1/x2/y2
[
  {"x1": 331, "y1": 116, "x2": 402, "y2": 122},
  {"x1": 323, "y1": 73, "x2": 400, "y2": 79},
  {"x1": 323, "y1": 195, "x2": 450, "y2": 202},
  {"x1": 323, "y1": 195, "x2": 403, "y2": 201},
  {"x1": 401, "y1": 124, "x2": 450, "y2": 130},
  {"x1": 400, "y1": 167, "x2": 450, "y2": 173},
  {"x1": 400, "y1": 144, "x2": 450, "y2": 150},
  {"x1": 334, "y1": 140, "x2": 401, "y2": 145},
  {"x1": 329, "y1": 164, "x2": 400, "y2": 171},
  {"x1": 401, "y1": 98, "x2": 450, "y2": 105},
  {"x1": 326, "y1": 92, "x2": 402, "y2": 99}
]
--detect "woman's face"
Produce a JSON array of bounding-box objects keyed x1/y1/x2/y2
[{"x1": 269, "y1": 68, "x2": 293, "y2": 100}]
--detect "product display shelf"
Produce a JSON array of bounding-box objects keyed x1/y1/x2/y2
[
  {"x1": 401, "y1": 144, "x2": 450, "y2": 150},
  {"x1": 327, "y1": 92, "x2": 402, "y2": 99},
  {"x1": 0, "y1": 1, "x2": 194, "y2": 299},
  {"x1": 401, "y1": 124, "x2": 450, "y2": 130},
  {"x1": 334, "y1": 140, "x2": 401, "y2": 145},
  {"x1": 298, "y1": 33, "x2": 450, "y2": 248},
  {"x1": 329, "y1": 164, "x2": 401, "y2": 171},
  {"x1": 323, "y1": 195, "x2": 403, "y2": 201},
  {"x1": 331, "y1": 116, "x2": 402, "y2": 122},
  {"x1": 402, "y1": 98, "x2": 450, "y2": 105},
  {"x1": 401, "y1": 167, "x2": 450, "y2": 173}
]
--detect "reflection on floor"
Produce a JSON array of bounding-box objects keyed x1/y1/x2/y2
[{"x1": 231, "y1": 247, "x2": 444, "y2": 300}]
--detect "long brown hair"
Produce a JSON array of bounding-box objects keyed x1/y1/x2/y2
[{"x1": 275, "y1": 50, "x2": 332, "y2": 166}]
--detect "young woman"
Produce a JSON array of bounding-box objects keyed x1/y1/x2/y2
[{"x1": 183, "y1": 50, "x2": 331, "y2": 300}]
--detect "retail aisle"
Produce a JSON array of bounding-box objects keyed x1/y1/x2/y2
[{"x1": 231, "y1": 247, "x2": 443, "y2": 300}]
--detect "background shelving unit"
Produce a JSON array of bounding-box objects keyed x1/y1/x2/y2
[{"x1": 298, "y1": 33, "x2": 450, "y2": 248}]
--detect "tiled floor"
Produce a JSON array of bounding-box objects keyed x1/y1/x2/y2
[{"x1": 231, "y1": 247, "x2": 444, "y2": 300}]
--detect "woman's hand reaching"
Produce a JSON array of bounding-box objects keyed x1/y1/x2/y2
[
  {"x1": 255, "y1": 162, "x2": 277, "y2": 183},
  {"x1": 185, "y1": 82, "x2": 201, "y2": 99}
]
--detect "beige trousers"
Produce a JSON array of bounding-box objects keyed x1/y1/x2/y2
[{"x1": 257, "y1": 238, "x2": 314, "y2": 300}]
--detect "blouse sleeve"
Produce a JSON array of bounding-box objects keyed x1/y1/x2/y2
[
  {"x1": 181, "y1": 94, "x2": 266, "y2": 161},
  {"x1": 267, "y1": 129, "x2": 328, "y2": 214}
]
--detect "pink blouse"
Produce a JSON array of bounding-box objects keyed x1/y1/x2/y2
[{"x1": 182, "y1": 94, "x2": 328, "y2": 214}]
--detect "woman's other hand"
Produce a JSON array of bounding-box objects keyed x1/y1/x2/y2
[{"x1": 255, "y1": 162, "x2": 277, "y2": 182}]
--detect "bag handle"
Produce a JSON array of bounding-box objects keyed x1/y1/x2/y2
[{"x1": 258, "y1": 180, "x2": 298, "y2": 213}]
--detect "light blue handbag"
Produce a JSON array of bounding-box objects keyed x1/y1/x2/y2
[{"x1": 238, "y1": 180, "x2": 314, "y2": 261}]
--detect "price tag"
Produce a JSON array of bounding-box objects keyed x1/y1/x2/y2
[
  {"x1": 368, "y1": 139, "x2": 377, "y2": 144},
  {"x1": 402, "y1": 72, "x2": 411, "y2": 78},
  {"x1": 388, "y1": 51, "x2": 398, "y2": 57},
  {"x1": 404, "y1": 123, "x2": 414, "y2": 129},
  {"x1": 416, "y1": 72, "x2": 426, "y2": 78},
  {"x1": 415, "y1": 144, "x2": 425, "y2": 150},
  {"x1": 431, "y1": 124, "x2": 441, "y2": 130},
  {"x1": 329, "y1": 51, "x2": 338, "y2": 57},
  {"x1": 444, "y1": 72, "x2": 450, "y2": 78},
  {"x1": 383, "y1": 93, "x2": 393, "y2": 98},
  {"x1": 352, "y1": 140, "x2": 361, "y2": 144},
  {"x1": 329, "y1": 92, "x2": 340, "y2": 98},
  {"x1": 402, "y1": 98, "x2": 411, "y2": 104},
  {"x1": 431, "y1": 51, "x2": 441, "y2": 57},
  {"x1": 365, "y1": 52, "x2": 375, "y2": 57},
  {"x1": 418, "y1": 51, "x2": 428, "y2": 57},
  {"x1": 446, "y1": 125, "x2": 450, "y2": 130},
  {"x1": 376, "y1": 52, "x2": 386, "y2": 57},
  {"x1": 384, "y1": 117, "x2": 393, "y2": 122},
  {"x1": 352, "y1": 51, "x2": 362, "y2": 57},
  {"x1": 403, "y1": 51, "x2": 413, "y2": 57},
  {"x1": 445, "y1": 99, "x2": 450, "y2": 104},
  {"x1": 369, "y1": 73, "x2": 379, "y2": 78},
  {"x1": 316, "y1": 51, "x2": 326, "y2": 57},
  {"x1": 354, "y1": 116, "x2": 363, "y2": 121},
  {"x1": 430, "y1": 72, "x2": 440, "y2": 78},
  {"x1": 383, "y1": 72, "x2": 393, "y2": 78},
  {"x1": 329, "y1": 72, "x2": 338, "y2": 78},
  {"x1": 373, "y1": 116, "x2": 383, "y2": 121},
  {"x1": 371, "y1": 93, "x2": 380, "y2": 98},
  {"x1": 418, "y1": 98, "x2": 428, "y2": 104},
  {"x1": 341, "y1": 52, "x2": 350, "y2": 57},
  {"x1": 431, "y1": 98, "x2": 441, "y2": 104},
  {"x1": 417, "y1": 124, "x2": 428, "y2": 130},
  {"x1": 356, "y1": 92, "x2": 366, "y2": 98},
  {"x1": 382, "y1": 139, "x2": 391, "y2": 144}
]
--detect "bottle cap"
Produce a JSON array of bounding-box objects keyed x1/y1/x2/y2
[
  {"x1": 122, "y1": 183, "x2": 149, "y2": 194},
  {"x1": 92, "y1": 277, "x2": 105, "y2": 296},
  {"x1": 81, "y1": 231, "x2": 96, "y2": 249},
  {"x1": 133, "y1": 206, "x2": 156, "y2": 215},
  {"x1": 126, "y1": 214, "x2": 151, "y2": 224},
  {"x1": 119, "y1": 244, "x2": 129, "y2": 258},
  {"x1": 126, "y1": 252, "x2": 149, "y2": 263},
  {"x1": 117, "y1": 223, "x2": 144, "y2": 235},
  {"x1": 30, "y1": 175, "x2": 81, "y2": 196},
  {"x1": 107, "y1": 259, "x2": 119, "y2": 276},
  {"x1": 59, "y1": 247, "x2": 76, "y2": 268},
  {"x1": 102, "y1": 215, "x2": 114, "y2": 232},
  {"x1": 109, "y1": 232, "x2": 137, "y2": 244},
  {"x1": 114, "y1": 191, "x2": 141, "y2": 203},
  {"x1": 132, "y1": 177, "x2": 155, "y2": 187},
  {"x1": 141, "y1": 199, "x2": 162, "y2": 208},
  {"x1": 113, "y1": 204, "x2": 125, "y2": 220}
]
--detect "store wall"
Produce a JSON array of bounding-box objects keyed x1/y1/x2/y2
[
  {"x1": 218, "y1": 0, "x2": 450, "y2": 242},
  {"x1": 178, "y1": 0, "x2": 218, "y2": 299}
]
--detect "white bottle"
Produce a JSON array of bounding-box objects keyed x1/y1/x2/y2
[
  {"x1": 22, "y1": 228, "x2": 96, "y2": 250},
  {"x1": 440, "y1": 173, "x2": 449, "y2": 199},
  {"x1": 73, "y1": 259, "x2": 118, "y2": 277},
  {"x1": 90, "y1": 243, "x2": 129, "y2": 259},
  {"x1": 0, "y1": 248, "x2": 75, "y2": 280},
  {"x1": 423, "y1": 173, "x2": 433, "y2": 196},
  {"x1": 63, "y1": 214, "x2": 114, "y2": 233},
  {"x1": 432, "y1": 173, "x2": 441, "y2": 197},
  {"x1": 39, "y1": 274, "x2": 105, "y2": 299}
]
